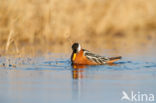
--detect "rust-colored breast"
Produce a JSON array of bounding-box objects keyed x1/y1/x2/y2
[{"x1": 73, "y1": 50, "x2": 97, "y2": 65}]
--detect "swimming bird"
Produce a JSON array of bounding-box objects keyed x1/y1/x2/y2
[{"x1": 71, "y1": 43, "x2": 122, "y2": 65}]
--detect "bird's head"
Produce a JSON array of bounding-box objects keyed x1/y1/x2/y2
[{"x1": 72, "y1": 43, "x2": 81, "y2": 53}]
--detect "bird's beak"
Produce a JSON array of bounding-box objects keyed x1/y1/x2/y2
[{"x1": 72, "y1": 53, "x2": 76, "y2": 61}]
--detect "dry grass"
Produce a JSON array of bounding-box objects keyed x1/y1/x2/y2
[{"x1": 0, "y1": 0, "x2": 156, "y2": 56}]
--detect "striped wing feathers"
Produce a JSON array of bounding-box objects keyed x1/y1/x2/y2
[{"x1": 83, "y1": 49, "x2": 109, "y2": 64}]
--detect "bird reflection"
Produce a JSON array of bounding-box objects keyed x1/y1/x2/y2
[
  {"x1": 71, "y1": 63, "x2": 118, "y2": 101},
  {"x1": 72, "y1": 64, "x2": 87, "y2": 79},
  {"x1": 72, "y1": 63, "x2": 118, "y2": 79}
]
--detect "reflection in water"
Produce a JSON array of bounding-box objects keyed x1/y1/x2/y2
[
  {"x1": 72, "y1": 64, "x2": 86, "y2": 79},
  {"x1": 72, "y1": 63, "x2": 117, "y2": 79},
  {"x1": 71, "y1": 64, "x2": 86, "y2": 102},
  {"x1": 71, "y1": 63, "x2": 119, "y2": 102}
]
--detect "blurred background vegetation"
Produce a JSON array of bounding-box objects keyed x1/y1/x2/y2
[{"x1": 0, "y1": 0, "x2": 156, "y2": 56}]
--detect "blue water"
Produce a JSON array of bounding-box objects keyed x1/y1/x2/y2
[{"x1": 0, "y1": 51, "x2": 156, "y2": 103}]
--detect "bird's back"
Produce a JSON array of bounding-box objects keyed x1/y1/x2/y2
[{"x1": 83, "y1": 49, "x2": 121, "y2": 64}]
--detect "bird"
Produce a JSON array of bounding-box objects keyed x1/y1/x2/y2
[{"x1": 71, "y1": 43, "x2": 122, "y2": 65}]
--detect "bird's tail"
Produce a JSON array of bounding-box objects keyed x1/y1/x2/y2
[
  {"x1": 106, "y1": 56, "x2": 122, "y2": 63},
  {"x1": 109, "y1": 56, "x2": 122, "y2": 60}
]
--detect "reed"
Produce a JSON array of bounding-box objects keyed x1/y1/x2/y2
[{"x1": 0, "y1": 0, "x2": 156, "y2": 55}]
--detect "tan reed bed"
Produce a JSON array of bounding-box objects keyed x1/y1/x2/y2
[{"x1": 0, "y1": 0, "x2": 156, "y2": 56}]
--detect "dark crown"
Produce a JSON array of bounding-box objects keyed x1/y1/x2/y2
[{"x1": 72, "y1": 43, "x2": 79, "y2": 50}]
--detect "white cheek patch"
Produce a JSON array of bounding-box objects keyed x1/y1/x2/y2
[{"x1": 77, "y1": 44, "x2": 81, "y2": 52}]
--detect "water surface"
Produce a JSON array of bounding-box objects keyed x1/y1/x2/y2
[{"x1": 0, "y1": 50, "x2": 156, "y2": 103}]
